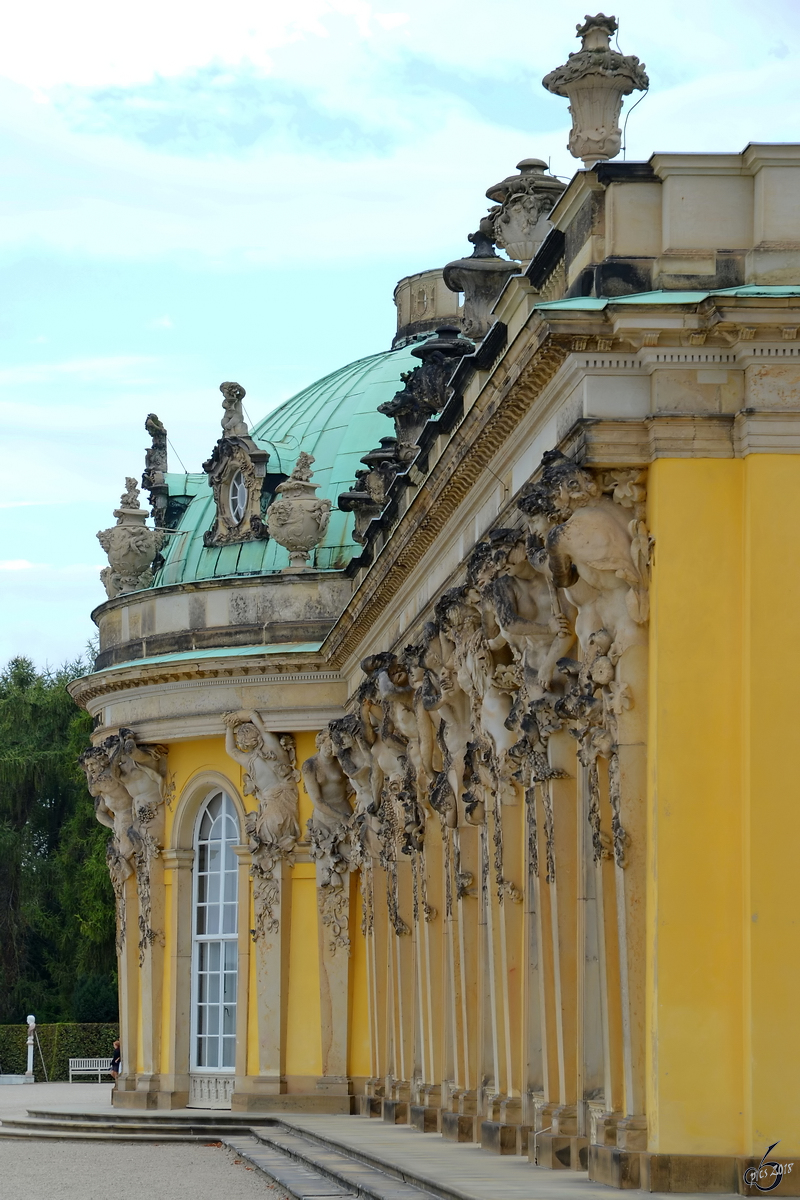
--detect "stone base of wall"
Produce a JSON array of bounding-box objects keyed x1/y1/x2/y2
[
  {"x1": 480, "y1": 1120, "x2": 531, "y2": 1155},
  {"x1": 532, "y1": 1132, "x2": 588, "y2": 1170},
  {"x1": 590, "y1": 1147, "x2": 800, "y2": 1194}
]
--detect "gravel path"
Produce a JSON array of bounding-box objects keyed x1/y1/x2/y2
[{"x1": 0, "y1": 1139, "x2": 291, "y2": 1200}]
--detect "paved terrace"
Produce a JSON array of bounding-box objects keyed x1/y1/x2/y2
[{"x1": 0, "y1": 1084, "x2": 738, "y2": 1200}]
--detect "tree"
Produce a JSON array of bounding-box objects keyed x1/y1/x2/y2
[{"x1": 0, "y1": 654, "x2": 117, "y2": 1023}]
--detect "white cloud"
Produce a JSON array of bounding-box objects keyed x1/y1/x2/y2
[
  {"x1": 148, "y1": 315, "x2": 174, "y2": 330},
  {"x1": 0, "y1": 559, "x2": 36, "y2": 570}
]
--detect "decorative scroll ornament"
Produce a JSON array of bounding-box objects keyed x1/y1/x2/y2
[
  {"x1": 203, "y1": 382, "x2": 271, "y2": 547},
  {"x1": 223, "y1": 710, "x2": 300, "y2": 940},
  {"x1": 80, "y1": 729, "x2": 168, "y2": 959},
  {"x1": 266, "y1": 452, "x2": 331, "y2": 571},
  {"x1": 97, "y1": 478, "x2": 166, "y2": 599},
  {"x1": 542, "y1": 14, "x2": 648, "y2": 168}
]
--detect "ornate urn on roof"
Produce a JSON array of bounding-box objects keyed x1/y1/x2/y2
[
  {"x1": 542, "y1": 13, "x2": 648, "y2": 168},
  {"x1": 266, "y1": 452, "x2": 332, "y2": 572},
  {"x1": 97, "y1": 478, "x2": 166, "y2": 599},
  {"x1": 486, "y1": 159, "x2": 566, "y2": 263},
  {"x1": 443, "y1": 222, "x2": 519, "y2": 339}
]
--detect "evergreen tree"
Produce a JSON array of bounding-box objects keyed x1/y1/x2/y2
[{"x1": 0, "y1": 654, "x2": 117, "y2": 1023}]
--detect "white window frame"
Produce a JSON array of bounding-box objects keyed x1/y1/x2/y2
[{"x1": 189, "y1": 790, "x2": 240, "y2": 1074}]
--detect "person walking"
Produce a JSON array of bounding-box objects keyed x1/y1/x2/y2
[{"x1": 109, "y1": 1039, "x2": 121, "y2": 1085}]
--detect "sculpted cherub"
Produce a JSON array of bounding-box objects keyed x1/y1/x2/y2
[
  {"x1": 219, "y1": 381, "x2": 248, "y2": 437},
  {"x1": 223, "y1": 710, "x2": 300, "y2": 854}
]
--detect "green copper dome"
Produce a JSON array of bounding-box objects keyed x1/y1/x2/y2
[{"x1": 155, "y1": 344, "x2": 417, "y2": 586}]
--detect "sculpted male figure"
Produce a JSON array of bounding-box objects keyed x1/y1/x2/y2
[
  {"x1": 519, "y1": 452, "x2": 647, "y2": 659},
  {"x1": 109, "y1": 729, "x2": 168, "y2": 847}
]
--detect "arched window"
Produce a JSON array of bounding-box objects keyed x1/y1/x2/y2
[{"x1": 191, "y1": 791, "x2": 239, "y2": 1072}]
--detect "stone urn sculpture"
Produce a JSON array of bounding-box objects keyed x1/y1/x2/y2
[
  {"x1": 542, "y1": 13, "x2": 648, "y2": 168},
  {"x1": 485, "y1": 159, "x2": 566, "y2": 263},
  {"x1": 267, "y1": 452, "x2": 331, "y2": 571},
  {"x1": 97, "y1": 478, "x2": 166, "y2": 599},
  {"x1": 443, "y1": 221, "x2": 519, "y2": 340}
]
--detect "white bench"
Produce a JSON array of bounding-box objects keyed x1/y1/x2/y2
[{"x1": 68, "y1": 1057, "x2": 113, "y2": 1082}]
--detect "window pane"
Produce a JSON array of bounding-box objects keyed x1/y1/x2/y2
[{"x1": 193, "y1": 791, "x2": 240, "y2": 1074}]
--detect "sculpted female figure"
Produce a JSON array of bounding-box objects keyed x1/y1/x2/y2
[{"x1": 223, "y1": 710, "x2": 300, "y2": 854}]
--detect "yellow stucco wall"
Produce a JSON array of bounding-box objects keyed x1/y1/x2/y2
[{"x1": 647, "y1": 456, "x2": 800, "y2": 1157}]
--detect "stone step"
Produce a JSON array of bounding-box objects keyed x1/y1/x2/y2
[
  {"x1": 0, "y1": 1127, "x2": 214, "y2": 1142},
  {"x1": 226, "y1": 1123, "x2": 471, "y2": 1200},
  {"x1": 0, "y1": 1115, "x2": 261, "y2": 1138},
  {"x1": 26, "y1": 1108, "x2": 274, "y2": 1125}
]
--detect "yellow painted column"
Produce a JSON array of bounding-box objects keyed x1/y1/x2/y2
[
  {"x1": 646, "y1": 458, "x2": 745, "y2": 1155},
  {"x1": 743, "y1": 455, "x2": 800, "y2": 1157}
]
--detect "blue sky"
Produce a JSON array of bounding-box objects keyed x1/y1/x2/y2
[{"x1": 2, "y1": 0, "x2": 800, "y2": 666}]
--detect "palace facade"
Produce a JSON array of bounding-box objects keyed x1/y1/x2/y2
[{"x1": 70, "y1": 16, "x2": 800, "y2": 1193}]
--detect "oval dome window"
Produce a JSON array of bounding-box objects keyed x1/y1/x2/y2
[{"x1": 228, "y1": 470, "x2": 247, "y2": 525}]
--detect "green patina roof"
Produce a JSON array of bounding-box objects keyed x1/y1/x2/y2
[
  {"x1": 534, "y1": 285, "x2": 800, "y2": 312},
  {"x1": 155, "y1": 344, "x2": 419, "y2": 587}
]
